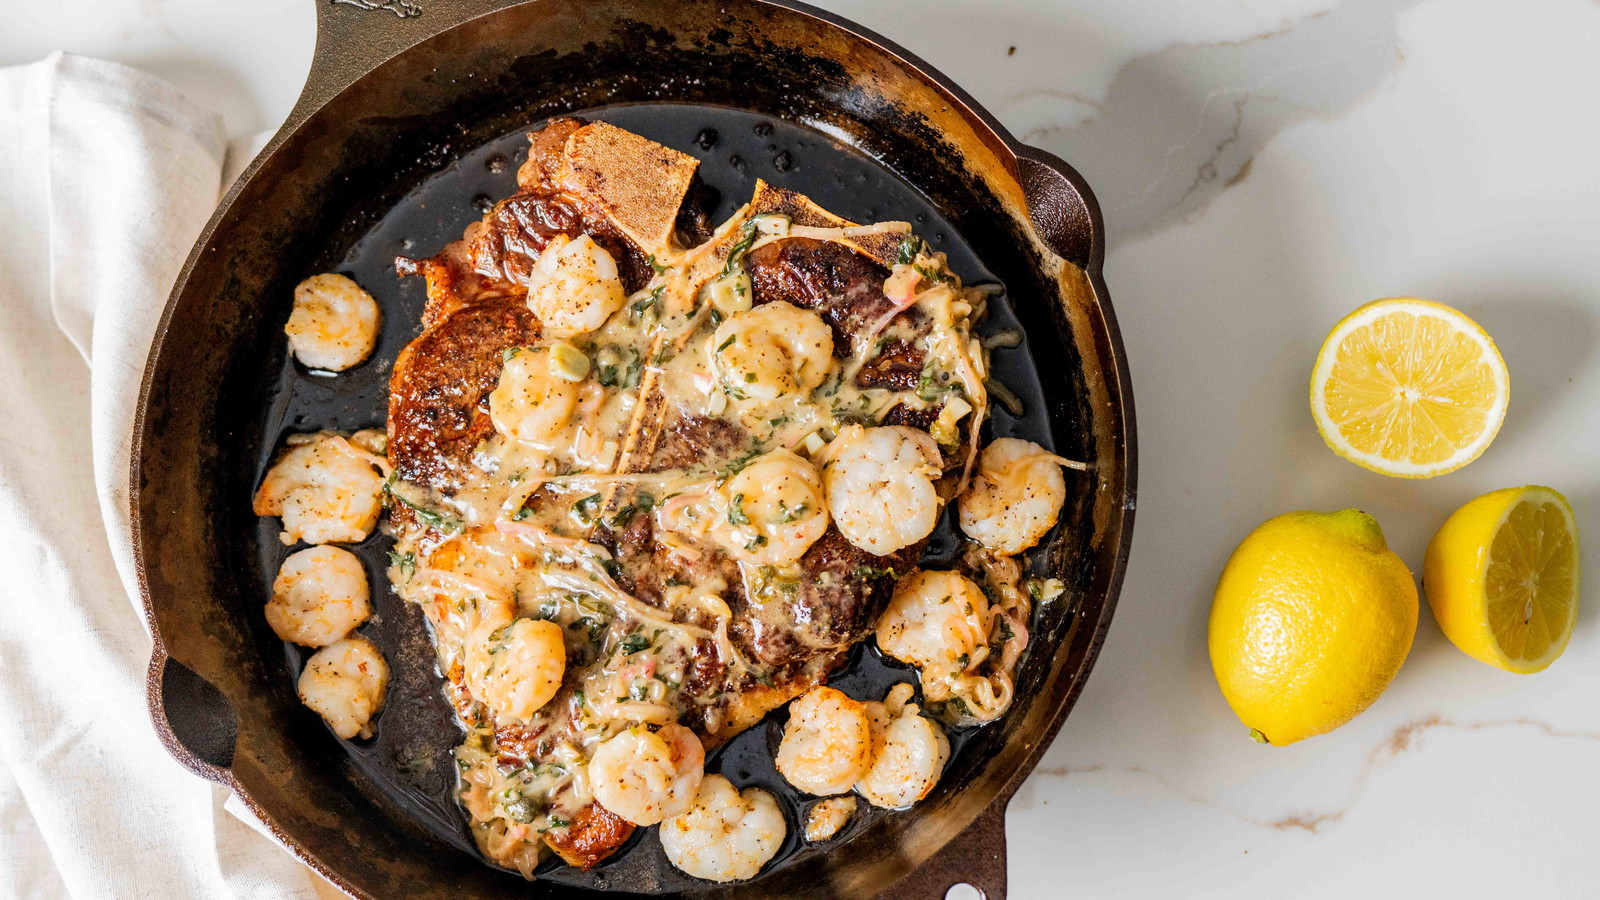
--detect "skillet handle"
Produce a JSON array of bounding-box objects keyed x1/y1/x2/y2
[
  {"x1": 880, "y1": 800, "x2": 1009, "y2": 900},
  {"x1": 1014, "y1": 144, "x2": 1104, "y2": 272},
  {"x1": 278, "y1": 0, "x2": 524, "y2": 139},
  {"x1": 146, "y1": 644, "x2": 240, "y2": 787}
]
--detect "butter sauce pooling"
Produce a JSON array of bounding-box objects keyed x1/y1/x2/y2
[
  {"x1": 385, "y1": 188, "x2": 1003, "y2": 874},
  {"x1": 251, "y1": 107, "x2": 1071, "y2": 889}
]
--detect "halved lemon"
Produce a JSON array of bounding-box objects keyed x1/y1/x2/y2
[
  {"x1": 1424, "y1": 486, "x2": 1580, "y2": 673},
  {"x1": 1310, "y1": 298, "x2": 1509, "y2": 478}
]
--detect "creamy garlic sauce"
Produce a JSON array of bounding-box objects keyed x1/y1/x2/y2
[{"x1": 386, "y1": 206, "x2": 1006, "y2": 876}]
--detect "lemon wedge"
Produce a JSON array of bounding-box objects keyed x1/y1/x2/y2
[
  {"x1": 1310, "y1": 298, "x2": 1509, "y2": 478},
  {"x1": 1425, "y1": 486, "x2": 1580, "y2": 673}
]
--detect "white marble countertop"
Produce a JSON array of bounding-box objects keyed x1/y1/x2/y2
[{"x1": 10, "y1": 0, "x2": 1598, "y2": 896}]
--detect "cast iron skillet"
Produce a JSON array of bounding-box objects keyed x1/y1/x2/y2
[{"x1": 131, "y1": 1, "x2": 1136, "y2": 897}]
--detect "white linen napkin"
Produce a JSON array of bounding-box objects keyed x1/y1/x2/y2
[{"x1": 0, "y1": 52, "x2": 322, "y2": 899}]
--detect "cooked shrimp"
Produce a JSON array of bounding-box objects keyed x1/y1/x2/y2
[
  {"x1": 659, "y1": 775, "x2": 785, "y2": 883},
  {"x1": 875, "y1": 570, "x2": 993, "y2": 701},
  {"x1": 958, "y1": 437, "x2": 1076, "y2": 555},
  {"x1": 822, "y1": 425, "x2": 942, "y2": 555},
  {"x1": 589, "y1": 723, "x2": 705, "y2": 826},
  {"x1": 803, "y1": 796, "x2": 856, "y2": 842},
  {"x1": 348, "y1": 427, "x2": 388, "y2": 457},
  {"x1": 525, "y1": 234, "x2": 626, "y2": 338},
  {"x1": 266, "y1": 545, "x2": 371, "y2": 647},
  {"x1": 463, "y1": 618, "x2": 565, "y2": 724},
  {"x1": 855, "y1": 684, "x2": 949, "y2": 809},
  {"x1": 488, "y1": 345, "x2": 584, "y2": 449},
  {"x1": 717, "y1": 449, "x2": 829, "y2": 566},
  {"x1": 285, "y1": 273, "x2": 381, "y2": 371},
  {"x1": 298, "y1": 636, "x2": 389, "y2": 740},
  {"x1": 776, "y1": 687, "x2": 874, "y2": 796},
  {"x1": 409, "y1": 530, "x2": 524, "y2": 647},
  {"x1": 710, "y1": 301, "x2": 834, "y2": 403},
  {"x1": 253, "y1": 432, "x2": 388, "y2": 545}
]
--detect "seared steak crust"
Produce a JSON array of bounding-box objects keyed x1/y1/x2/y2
[
  {"x1": 396, "y1": 120, "x2": 655, "y2": 322},
  {"x1": 856, "y1": 333, "x2": 926, "y2": 392},
  {"x1": 730, "y1": 528, "x2": 924, "y2": 674},
  {"x1": 392, "y1": 118, "x2": 714, "y2": 499},
  {"x1": 468, "y1": 193, "x2": 651, "y2": 295},
  {"x1": 543, "y1": 803, "x2": 635, "y2": 871},
  {"x1": 747, "y1": 236, "x2": 932, "y2": 392},
  {"x1": 747, "y1": 237, "x2": 893, "y2": 357},
  {"x1": 652, "y1": 412, "x2": 747, "y2": 472},
  {"x1": 388, "y1": 299, "x2": 537, "y2": 494}
]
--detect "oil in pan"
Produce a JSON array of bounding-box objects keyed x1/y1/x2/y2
[{"x1": 252, "y1": 104, "x2": 1059, "y2": 890}]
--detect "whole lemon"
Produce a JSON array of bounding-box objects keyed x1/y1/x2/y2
[{"x1": 1209, "y1": 510, "x2": 1418, "y2": 745}]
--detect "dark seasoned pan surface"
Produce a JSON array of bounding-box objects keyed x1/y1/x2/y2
[{"x1": 252, "y1": 104, "x2": 1065, "y2": 891}]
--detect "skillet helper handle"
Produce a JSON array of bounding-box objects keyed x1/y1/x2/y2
[
  {"x1": 1013, "y1": 144, "x2": 1105, "y2": 272},
  {"x1": 281, "y1": 0, "x2": 525, "y2": 138},
  {"x1": 146, "y1": 645, "x2": 240, "y2": 787},
  {"x1": 881, "y1": 801, "x2": 1009, "y2": 900}
]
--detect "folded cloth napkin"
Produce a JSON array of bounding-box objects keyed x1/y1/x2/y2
[{"x1": 0, "y1": 53, "x2": 322, "y2": 899}]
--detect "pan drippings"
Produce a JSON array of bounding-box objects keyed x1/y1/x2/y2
[{"x1": 253, "y1": 106, "x2": 1065, "y2": 890}]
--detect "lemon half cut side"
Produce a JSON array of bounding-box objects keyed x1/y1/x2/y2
[
  {"x1": 1311, "y1": 298, "x2": 1509, "y2": 478},
  {"x1": 1425, "y1": 486, "x2": 1580, "y2": 674}
]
